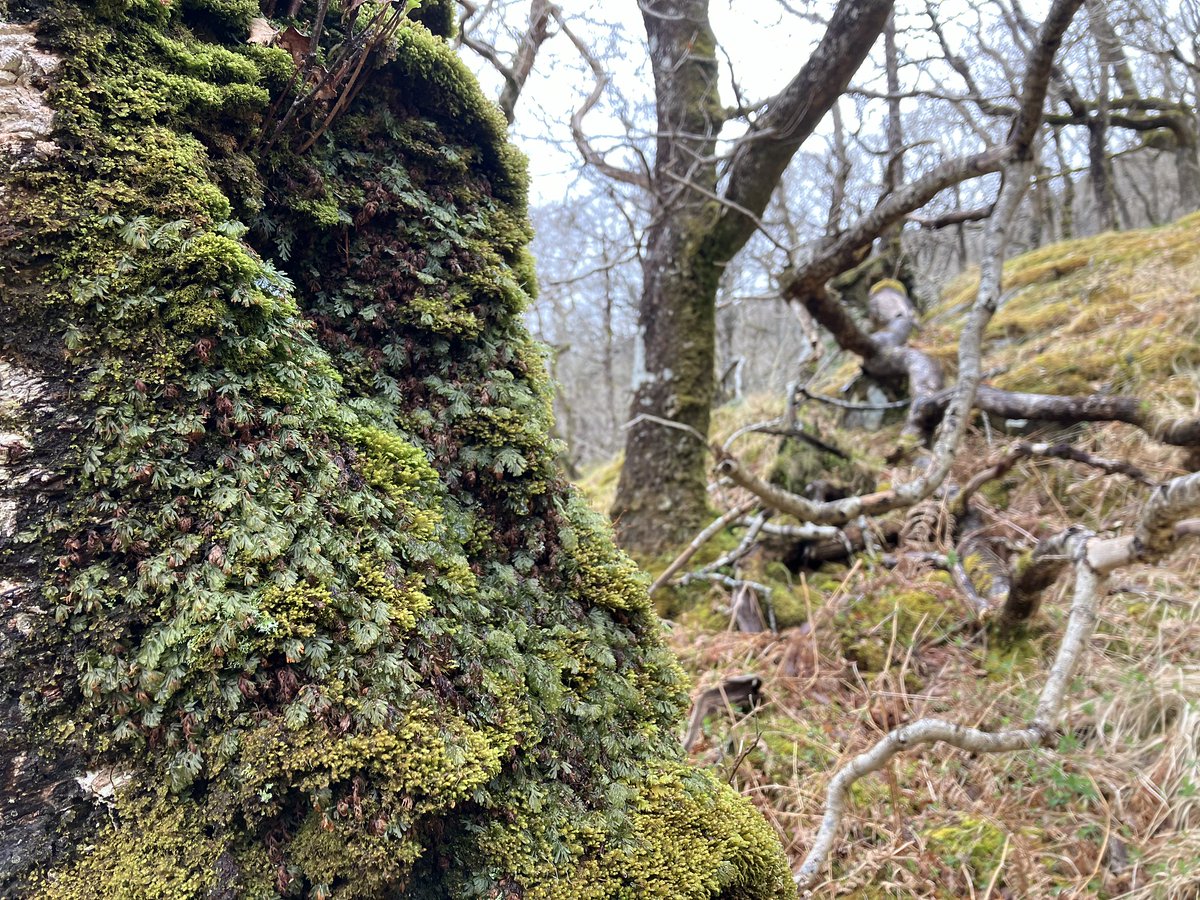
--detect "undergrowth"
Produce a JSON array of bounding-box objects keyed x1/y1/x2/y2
[{"x1": 653, "y1": 219, "x2": 1200, "y2": 897}]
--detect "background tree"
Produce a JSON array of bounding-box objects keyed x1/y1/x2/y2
[{"x1": 608, "y1": 0, "x2": 895, "y2": 555}]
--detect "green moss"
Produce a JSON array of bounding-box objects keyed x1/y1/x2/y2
[
  {"x1": 180, "y1": 0, "x2": 258, "y2": 35},
  {"x1": 925, "y1": 213, "x2": 1200, "y2": 403},
  {"x1": 869, "y1": 278, "x2": 908, "y2": 298},
  {"x1": 475, "y1": 764, "x2": 795, "y2": 900},
  {"x1": 408, "y1": 0, "x2": 456, "y2": 38},
  {"x1": 768, "y1": 433, "x2": 875, "y2": 498},
  {"x1": 0, "y1": 2, "x2": 789, "y2": 895},
  {"x1": 922, "y1": 814, "x2": 1008, "y2": 889},
  {"x1": 835, "y1": 581, "x2": 955, "y2": 673},
  {"x1": 39, "y1": 796, "x2": 274, "y2": 900}
]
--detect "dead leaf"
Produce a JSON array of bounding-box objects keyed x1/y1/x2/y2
[
  {"x1": 277, "y1": 25, "x2": 312, "y2": 66},
  {"x1": 247, "y1": 17, "x2": 278, "y2": 46}
]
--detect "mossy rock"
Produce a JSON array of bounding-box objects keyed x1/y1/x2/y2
[
  {"x1": 0, "y1": 2, "x2": 790, "y2": 896},
  {"x1": 768, "y1": 433, "x2": 876, "y2": 499}
]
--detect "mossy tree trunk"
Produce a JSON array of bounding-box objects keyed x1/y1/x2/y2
[
  {"x1": 0, "y1": 2, "x2": 796, "y2": 897},
  {"x1": 611, "y1": 0, "x2": 895, "y2": 556}
]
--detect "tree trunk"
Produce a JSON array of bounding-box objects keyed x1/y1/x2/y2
[
  {"x1": 612, "y1": 0, "x2": 893, "y2": 555},
  {"x1": 0, "y1": 6, "x2": 795, "y2": 896},
  {"x1": 1088, "y1": 64, "x2": 1119, "y2": 231},
  {"x1": 612, "y1": 0, "x2": 723, "y2": 554}
]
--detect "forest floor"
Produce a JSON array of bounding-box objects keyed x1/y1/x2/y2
[{"x1": 584, "y1": 214, "x2": 1200, "y2": 898}]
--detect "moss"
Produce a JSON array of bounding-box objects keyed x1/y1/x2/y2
[
  {"x1": 408, "y1": 0, "x2": 456, "y2": 38},
  {"x1": 179, "y1": 0, "x2": 258, "y2": 36},
  {"x1": 1, "y1": 1, "x2": 789, "y2": 895},
  {"x1": 922, "y1": 814, "x2": 1008, "y2": 890},
  {"x1": 39, "y1": 796, "x2": 273, "y2": 900},
  {"x1": 768, "y1": 434, "x2": 876, "y2": 498},
  {"x1": 835, "y1": 580, "x2": 956, "y2": 673},
  {"x1": 924, "y1": 213, "x2": 1200, "y2": 403},
  {"x1": 869, "y1": 277, "x2": 908, "y2": 298},
  {"x1": 473, "y1": 764, "x2": 795, "y2": 900}
]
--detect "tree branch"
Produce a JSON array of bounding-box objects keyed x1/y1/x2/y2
[
  {"x1": 796, "y1": 465, "x2": 1200, "y2": 888},
  {"x1": 555, "y1": 9, "x2": 650, "y2": 188},
  {"x1": 707, "y1": 0, "x2": 895, "y2": 257}
]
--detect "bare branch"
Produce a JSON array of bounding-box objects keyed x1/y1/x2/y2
[
  {"x1": 796, "y1": 531, "x2": 1101, "y2": 889},
  {"x1": 554, "y1": 9, "x2": 650, "y2": 189},
  {"x1": 710, "y1": 0, "x2": 895, "y2": 256},
  {"x1": 797, "y1": 466, "x2": 1200, "y2": 888},
  {"x1": 649, "y1": 500, "x2": 757, "y2": 595}
]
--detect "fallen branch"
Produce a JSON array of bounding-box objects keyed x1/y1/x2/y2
[
  {"x1": 796, "y1": 468, "x2": 1200, "y2": 889},
  {"x1": 649, "y1": 500, "x2": 757, "y2": 595},
  {"x1": 954, "y1": 440, "x2": 1153, "y2": 515},
  {"x1": 915, "y1": 386, "x2": 1200, "y2": 448},
  {"x1": 796, "y1": 385, "x2": 911, "y2": 412},
  {"x1": 675, "y1": 513, "x2": 770, "y2": 589},
  {"x1": 797, "y1": 529, "x2": 1098, "y2": 889}
]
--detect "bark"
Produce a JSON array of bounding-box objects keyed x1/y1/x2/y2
[
  {"x1": 0, "y1": 355, "x2": 101, "y2": 890},
  {"x1": 916, "y1": 386, "x2": 1200, "y2": 447},
  {"x1": 612, "y1": 0, "x2": 724, "y2": 552},
  {"x1": 1088, "y1": 62, "x2": 1119, "y2": 231},
  {"x1": 0, "y1": 28, "x2": 99, "y2": 888},
  {"x1": 880, "y1": 9, "x2": 905, "y2": 267},
  {"x1": 612, "y1": 0, "x2": 893, "y2": 554}
]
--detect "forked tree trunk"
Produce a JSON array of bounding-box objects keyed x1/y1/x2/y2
[{"x1": 612, "y1": 0, "x2": 894, "y2": 555}]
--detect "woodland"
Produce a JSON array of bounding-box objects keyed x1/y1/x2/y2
[{"x1": 0, "y1": 0, "x2": 1198, "y2": 897}]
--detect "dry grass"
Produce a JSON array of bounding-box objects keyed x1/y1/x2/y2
[{"x1": 672, "y1": 425, "x2": 1200, "y2": 897}]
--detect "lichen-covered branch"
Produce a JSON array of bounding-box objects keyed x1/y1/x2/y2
[
  {"x1": 913, "y1": 386, "x2": 1200, "y2": 448},
  {"x1": 716, "y1": 155, "x2": 1034, "y2": 528},
  {"x1": 796, "y1": 533, "x2": 1101, "y2": 889},
  {"x1": 649, "y1": 500, "x2": 757, "y2": 595}
]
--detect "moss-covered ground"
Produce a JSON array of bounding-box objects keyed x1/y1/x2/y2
[{"x1": 638, "y1": 219, "x2": 1200, "y2": 897}]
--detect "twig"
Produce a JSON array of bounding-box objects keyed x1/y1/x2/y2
[
  {"x1": 622, "y1": 413, "x2": 708, "y2": 446},
  {"x1": 649, "y1": 500, "x2": 757, "y2": 595},
  {"x1": 678, "y1": 512, "x2": 769, "y2": 583},
  {"x1": 797, "y1": 385, "x2": 911, "y2": 412},
  {"x1": 796, "y1": 467, "x2": 1200, "y2": 889}
]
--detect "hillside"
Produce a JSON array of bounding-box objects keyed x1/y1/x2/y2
[{"x1": 608, "y1": 217, "x2": 1200, "y2": 897}]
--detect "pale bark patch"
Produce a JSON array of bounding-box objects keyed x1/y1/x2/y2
[{"x1": 0, "y1": 22, "x2": 59, "y2": 157}]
